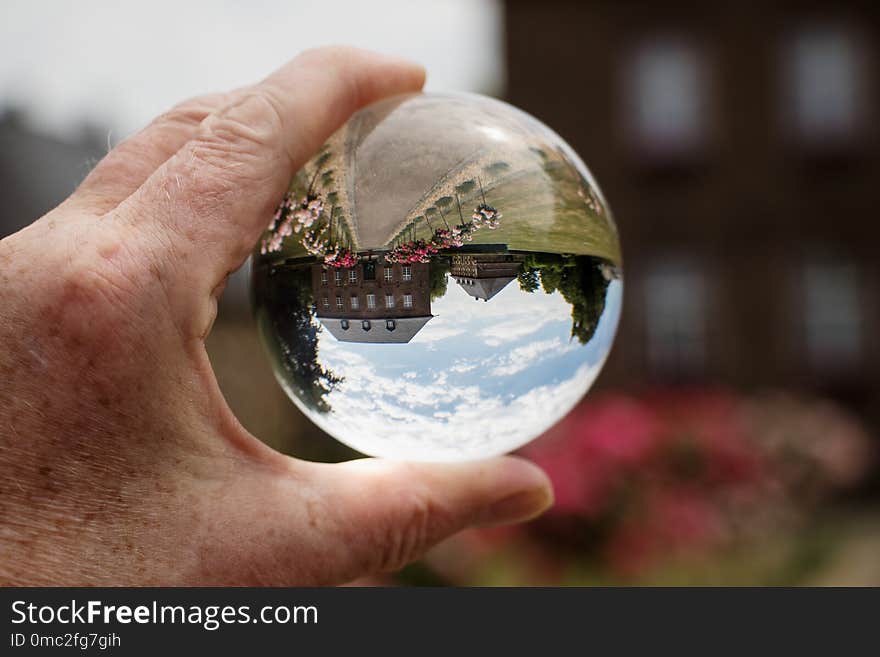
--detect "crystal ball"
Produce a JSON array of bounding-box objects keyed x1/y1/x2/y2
[{"x1": 251, "y1": 92, "x2": 622, "y2": 461}]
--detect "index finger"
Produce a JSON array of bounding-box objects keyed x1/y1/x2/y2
[{"x1": 115, "y1": 47, "x2": 425, "y2": 311}]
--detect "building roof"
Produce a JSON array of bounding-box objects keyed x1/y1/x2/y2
[
  {"x1": 319, "y1": 316, "x2": 433, "y2": 344},
  {"x1": 453, "y1": 276, "x2": 516, "y2": 302}
]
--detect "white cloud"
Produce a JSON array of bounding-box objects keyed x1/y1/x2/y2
[
  {"x1": 448, "y1": 360, "x2": 477, "y2": 374},
  {"x1": 433, "y1": 274, "x2": 572, "y2": 348},
  {"x1": 320, "y1": 339, "x2": 479, "y2": 410},
  {"x1": 304, "y1": 359, "x2": 605, "y2": 462},
  {"x1": 488, "y1": 336, "x2": 578, "y2": 377},
  {"x1": 479, "y1": 314, "x2": 565, "y2": 347},
  {"x1": 409, "y1": 322, "x2": 467, "y2": 344}
]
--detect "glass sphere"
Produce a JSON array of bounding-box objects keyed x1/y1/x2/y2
[{"x1": 251, "y1": 92, "x2": 622, "y2": 461}]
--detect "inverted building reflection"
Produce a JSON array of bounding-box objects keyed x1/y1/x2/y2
[
  {"x1": 312, "y1": 256, "x2": 433, "y2": 344},
  {"x1": 451, "y1": 253, "x2": 525, "y2": 302}
]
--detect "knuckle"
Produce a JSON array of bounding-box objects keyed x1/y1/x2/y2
[
  {"x1": 165, "y1": 92, "x2": 228, "y2": 123},
  {"x1": 61, "y1": 240, "x2": 142, "y2": 318},
  {"x1": 170, "y1": 150, "x2": 239, "y2": 209},
  {"x1": 374, "y1": 490, "x2": 451, "y2": 573},
  {"x1": 45, "y1": 231, "x2": 184, "y2": 372},
  {"x1": 153, "y1": 102, "x2": 212, "y2": 134},
  {"x1": 182, "y1": 89, "x2": 285, "y2": 199},
  {"x1": 44, "y1": 256, "x2": 136, "y2": 355},
  {"x1": 196, "y1": 90, "x2": 283, "y2": 159}
]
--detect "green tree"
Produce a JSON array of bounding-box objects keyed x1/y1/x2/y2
[
  {"x1": 429, "y1": 258, "x2": 451, "y2": 301},
  {"x1": 255, "y1": 263, "x2": 343, "y2": 413},
  {"x1": 517, "y1": 254, "x2": 610, "y2": 345},
  {"x1": 484, "y1": 161, "x2": 511, "y2": 176},
  {"x1": 560, "y1": 256, "x2": 610, "y2": 345},
  {"x1": 436, "y1": 196, "x2": 454, "y2": 211},
  {"x1": 454, "y1": 179, "x2": 477, "y2": 196},
  {"x1": 517, "y1": 264, "x2": 540, "y2": 293},
  {"x1": 314, "y1": 150, "x2": 333, "y2": 170}
]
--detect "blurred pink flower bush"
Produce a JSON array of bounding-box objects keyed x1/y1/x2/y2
[{"x1": 421, "y1": 390, "x2": 874, "y2": 583}]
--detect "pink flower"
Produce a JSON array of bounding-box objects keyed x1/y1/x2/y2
[{"x1": 261, "y1": 192, "x2": 327, "y2": 255}]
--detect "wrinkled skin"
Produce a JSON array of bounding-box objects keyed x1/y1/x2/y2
[{"x1": 0, "y1": 47, "x2": 552, "y2": 585}]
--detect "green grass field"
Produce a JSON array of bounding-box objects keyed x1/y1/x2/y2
[
  {"x1": 262, "y1": 141, "x2": 622, "y2": 266},
  {"x1": 407, "y1": 156, "x2": 621, "y2": 264}
]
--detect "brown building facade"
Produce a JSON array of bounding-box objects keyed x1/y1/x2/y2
[
  {"x1": 505, "y1": 1, "x2": 880, "y2": 424},
  {"x1": 312, "y1": 258, "x2": 432, "y2": 343}
]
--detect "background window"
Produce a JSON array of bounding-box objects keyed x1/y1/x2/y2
[
  {"x1": 403, "y1": 294, "x2": 413, "y2": 308},
  {"x1": 320, "y1": 271, "x2": 328, "y2": 284},
  {"x1": 349, "y1": 269, "x2": 357, "y2": 283},
  {"x1": 335, "y1": 296, "x2": 343, "y2": 310},
  {"x1": 367, "y1": 294, "x2": 376, "y2": 309},
  {"x1": 334, "y1": 270, "x2": 342, "y2": 284},
  {"x1": 384, "y1": 268, "x2": 393, "y2": 282},
  {"x1": 402, "y1": 266, "x2": 412, "y2": 281},
  {"x1": 803, "y1": 262, "x2": 862, "y2": 370},
  {"x1": 644, "y1": 262, "x2": 707, "y2": 377},
  {"x1": 350, "y1": 296, "x2": 359, "y2": 310},
  {"x1": 784, "y1": 26, "x2": 866, "y2": 144},
  {"x1": 626, "y1": 37, "x2": 708, "y2": 155},
  {"x1": 385, "y1": 294, "x2": 395, "y2": 308}
]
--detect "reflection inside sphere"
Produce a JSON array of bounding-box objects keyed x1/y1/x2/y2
[{"x1": 251, "y1": 92, "x2": 623, "y2": 461}]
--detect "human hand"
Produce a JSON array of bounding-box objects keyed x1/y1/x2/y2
[{"x1": 0, "y1": 47, "x2": 552, "y2": 585}]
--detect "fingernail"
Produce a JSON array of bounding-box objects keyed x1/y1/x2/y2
[{"x1": 475, "y1": 486, "x2": 554, "y2": 527}]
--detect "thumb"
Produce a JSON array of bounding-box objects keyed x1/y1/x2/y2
[
  {"x1": 191, "y1": 454, "x2": 553, "y2": 585},
  {"x1": 312, "y1": 457, "x2": 554, "y2": 579}
]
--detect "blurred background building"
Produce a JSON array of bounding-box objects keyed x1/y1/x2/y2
[
  {"x1": 1, "y1": 0, "x2": 878, "y2": 584},
  {"x1": 505, "y1": 2, "x2": 880, "y2": 432}
]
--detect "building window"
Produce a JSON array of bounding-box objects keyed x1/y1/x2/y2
[
  {"x1": 335, "y1": 296, "x2": 343, "y2": 310},
  {"x1": 384, "y1": 267, "x2": 393, "y2": 282},
  {"x1": 362, "y1": 320, "x2": 371, "y2": 331},
  {"x1": 334, "y1": 270, "x2": 342, "y2": 284},
  {"x1": 385, "y1": 294, "x2": 395, "y2": 308},
  {"x1": 320, "y1": 270, "x2": 328, "y2": 284},
  {"x1": 367, "y1": 294, "x2": 376, "y2": 309},
  {"x1": 625, "y1": 37, "x2": 707, "y2": 156},
  {"x1": 386, "y1": 320, "x2": 396, "y2": 331},
  {"x1": 403, "y1": 294, "x2": 413, "y2": 309},
  {"x1": 644, "y1": 262, "x2": 707, "y2": 378},
  {"x1": 340, "y1": 319, "x2": 350, "y2": 331},
  {"x1": 350, "y1": 295, "x2": 359, "y2": 310},
  {"x1": 363, "y1": 261, "x2": 376, "y2": 280},
  {"x1": 322, "y1": 296, "x2": 329, "y2": 309},
  {"x1": 784, "y1": 26, "x2": 865, "y2": 145},
  {"x1": 803, "y1": 262, "x2": 862, "y2": 370},
  {"x1": 402, "y1": 266, "x2": 412, "y2": 281},
  {"x1": 349, "y1": 269, "x2": 357, "y2": 283}
]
